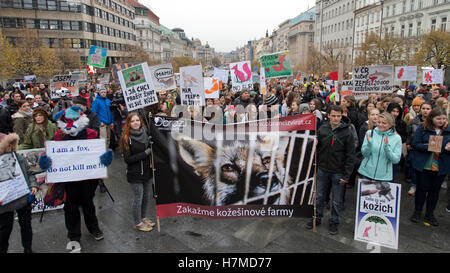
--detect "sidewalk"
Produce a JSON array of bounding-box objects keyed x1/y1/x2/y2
[{"x1": 7, "y1": 152, "x2": 450, "y2": 253}]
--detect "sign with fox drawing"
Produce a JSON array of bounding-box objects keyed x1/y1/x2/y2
[
  {"x1": 150, "y1": 114, "x2": 317, "y2": 219},
  {"x1": 229, "y1": 61, "x2": 254, "y2": 92},
  {"x1": 260, "y1": 51, "x2": 293, "y2": 79}
]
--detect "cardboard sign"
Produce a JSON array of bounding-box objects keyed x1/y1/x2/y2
[
  {"x1": 87, "y1": 46, "x2": 108, "y2": 68},
  {"x1": 428, "y1": 135, "x2": 443, "y2": 153},
  {"x1": 118, "y1": 63, "x2": 158, "y2": 112},
  {"x1": 180, "y1": 65, "x2": 205, "y2": 106},
  {"x1": 45, "y1": 139, "x2": 107, "y2": 183},
  {"x1": 0, "y1": 153, "x2": 30, "y2": 205},
  {"x1": 50, "y1": 74, "x2": 84, "y2": 99}
]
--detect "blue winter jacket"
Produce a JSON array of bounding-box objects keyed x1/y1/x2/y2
[
  {"x1": 92, "y1": 94, "x2": 113, "y2": 125},
  {"x1": 411, "y1": 124, "x2": 450, "y2": 176},
  {"x1": 358, "y1": 127, "x2": 402, "y2": 181}
]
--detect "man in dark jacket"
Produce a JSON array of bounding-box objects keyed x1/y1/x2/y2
[
  {"x1": 6, "y1": 92, "x2": 22, "y2": 116},
  {"x1": 306, "y1": 105, "x2": 355, "y2": 235},
  {"x1": 0, "y1": 104, "x2": 13, "y2": 134}
]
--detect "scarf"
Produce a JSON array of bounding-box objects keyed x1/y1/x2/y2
[
  {"x1": 130, "y1": 127, "x2": 148, "y2": 147},
  {"x1": 19, "y1": 109, "x2": 33, "y2": 119}
]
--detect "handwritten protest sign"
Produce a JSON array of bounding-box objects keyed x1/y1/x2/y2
[
  {"x1": 118, "y1": 63, "x2": 158, "y2": 112},
  {"x1": 0, "y1": 153, "x2": 30, "y2": 205},
  {"x1": 87, "y1": 46, "x2": 108, "y2": 68},
  {"x1": 229, "y1": 61, "x2": 253, "y2": 92},
  {"x1": 180, "y1": 65, "x2": 205, "y2": 106},
  {"x1": 395, "y1": 66, "x2": 417, "y2": 82},
  {"x1": 213, "y1": 68, "x2": 229, "y2": 84},
  {"x1": 423, "y1": 69, "x2": 443, "y2": 85},
  {"x1": 50, "y1": 75, "x2": 80, "y2": 99},
  {"x1": 355, "y1": 179, "x2": 401, "y2": 250},
  {"x1": 148, "y1": 63, "x2": 177, "y2": 92},
  {"x1": 260, "y1": 51, "x2": 293, "y2": 79},
  {"x1": 45, "y1": 139, "x2": 107, "y2": 183},
  {"x1": 353, "y1": 65, "x2": 393, "y2": 94}
]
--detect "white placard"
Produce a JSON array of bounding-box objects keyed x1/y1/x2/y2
[
  {"x1": 45, "y1": 139, "x2": 107, "y2": 183},
  {"x1": 395, "y1": 66, "x2": 417, "y2": 82},
  {"x1": 422, "y1": 69, "x2": 443, "y2": 85},
  {"x1": 353, "y1": 65, "x2": 393, "y2": 93},
  {"x1": 148, "y1": 63, "x2": 177, "y2": 92},
  {"x1": 0, "y1": 153, "x2": 30, "y2": 205},
  {"x1": 118, "y1": 63, "x2": 158, "y2": 112},
  {"x1": 213, "y1": 67, "x2": 229, "y2": 84},
  {"x1": 229, "y1": 61, "x2": 253, "y2": 92},
  {"x1": 180, "y1": 65, "x2": 205, "y2": 106},
  {"x1": 204, "y1": 77, "x2": 220, "y2": 99}
]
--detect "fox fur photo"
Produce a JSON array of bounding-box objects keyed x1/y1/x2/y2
[{"x1": 177, "y1": 134, "x2": 292, "y2": 206}]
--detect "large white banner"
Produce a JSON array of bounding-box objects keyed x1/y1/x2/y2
[
  {"x1": 229, "y1": 61, "x2": 253, "y2": 92},
  {"x1": 423, "y1": 69, "x2": 444, "y2": 85},
  {"x1": 353, "y1": 65, "x2": 393, "y2": 93},
  {"x1": 180, "y1": 65, "x2": 205, "y2": 106},
  {"x1": 354, "y1": 179, "x2": 401, "y2": 250},
  {"x1": 148, "y1": 63, "x2": 177, "y2": 92},
  {"x1": 118, "y1": 62, "x2": 158, "y2": 112},
  {"x1": 213, "y1": 67, "x2": 229, "y2": 84},
  {"x1": 45, "y1": 139, "x2": 107, "y2": 183},
  {"x1": 0, "y1": 153, "x2": 30, "y2": 205},
  {"x1": 395, "y1": 66, "x2": 417, "y2": 82},
  {"x1": 204, "y1": 77, "x2": 220, "y2": 99}
]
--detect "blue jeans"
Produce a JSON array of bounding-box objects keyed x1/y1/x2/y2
[{"x1": 316, "y1": 168, "x2": 346, "y2": 225}]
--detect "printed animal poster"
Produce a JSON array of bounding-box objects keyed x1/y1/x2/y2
[
  {"x1": 423, "y1": 69, "x2": 444, "y2": 85},
  {"x1": 0, "y1": 153, "x2": 30, "y2": 206},
  {"x1": 260, "y1": 51, "x2": 293, "y2": 79},
  {"x1": 148, "y1": 63, "x2": 177, "y2": 92},
  {"x1": 355, "y1": 179, "x2": 401, "y2": 250},
  {"x1": 180, "y1": 65, "x2": 205, "y2": 106},
  {"x1": 229, "y1": 61, "x2": 253, "y2": 92}
]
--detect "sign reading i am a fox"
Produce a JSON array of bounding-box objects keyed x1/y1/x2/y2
[
  {"x1": 353, "y1": 65, "x2": 393, "y2": 93},
  {"x1": 260, "y1": 51, "x2": 293, "y2": 79},
  {"x1": 229, "y1": 61, "x2": 253, "y2": 92}
]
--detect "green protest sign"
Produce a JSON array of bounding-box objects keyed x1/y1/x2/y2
[{"x1": 260, "y1": 51, "x2": 293, "y2": 79}]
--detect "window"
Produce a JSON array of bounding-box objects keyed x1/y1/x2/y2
[
  {"x1": 95, "y1": 8, "x2": 100, "y2": 17},
  {"x1": 3, "y1": 17, "x2": 16, "y2": 28},
  {"x1": 25, "y1": 19, "x2": 35, "y2": 29},
  {"x1": 386, "y1": 6, "x2": 390, "y2": 17},
  {"x1": 401, "y1": 24, "x2": 405, "y2": 37},
  {"x1": 37, "y1": 0, "x2": 47, "y2": 10},
  {"x1": 403, "y1": 1, "x2": 406, "y2": 13},
  {"x1": 431, "y1": 18, "x2": 436, "y2": 30},
  {"x1": 417, "y1": 21, "x2": 422, "y2": 35},
  {"x1": 39, "y1": 20, "x2": 49, "y2": 29},
  {"x1": 60, "y1": 1, "x2": 69, "y2": 11},
  {"x1": 62, "y1": 21, "x2": 71, "y2": 30},
  {"x1": 419, "y1": 0, "x2": 423, "y2": 8},
  {"x1": 49, "y1": 20, "x2": 58, "y2": 30},
  {"x1": 434, "y1": 0, "x2": 439, "y2": 4},
  {"x1": 23, "y1": 0, "x2": 33, "y2": 9},
  {"x1": 48, "y1": 0, "x2": 56, "y2": 10},
  {"x1": 49, "y1": 38, "x2": 58, "y2": 48},
  {"x1": 72, "y1": 39, "x2": 81, "y2": 48},
  {"x1": 408, "y1": 23, "x2": 413, "y2": 36},
  {"x1": 62, "y1": 38, "x2": 72, "y2": 48},
  {"x1": 392, "y1": 4, "x2": 396, "y2": 15},
  {"x1": 411, "y1": 0, "x2": 415, "y2": 11},
  {"x1": 441, "y1": 17, "x2": 447, "y2": 31},
  {"x1": 71, "y1": 21, "x2": 80, "y2": 31}
]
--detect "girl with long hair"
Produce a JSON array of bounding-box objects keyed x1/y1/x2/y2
[{"x1": 120, "y1": 113, "x2": 155, "y2": 232}]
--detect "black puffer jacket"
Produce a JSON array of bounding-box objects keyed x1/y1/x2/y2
[
  {"x1": 122, "y1": 129, "x2": 152, "y2": 183},
  {"x1": 0, "y1": 105, "x2": 13, "y2": 134},
  {"x1": 317, "y1": 118, "x2": 356, "y2": 181}
]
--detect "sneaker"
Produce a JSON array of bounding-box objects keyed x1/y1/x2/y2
[
  {"x1": 446, "y1": 205, "x2": 450, "y2": 213},
  {"x1": 441, "y1": 182, "x2": 447, "y2": 189},
  {"x1": 329, "y1": 223, "x2": 339, "y2": 235},
  {"x1": 424, "y1": 215, "x2": 439, "y2": 227},
  {"x1": 408, "y1": 186, "x2": 416, "y2": 196},
  {"x1": 410, "y1": 211, "x2": 421, "y2": 223},
  {"x1": 133, "y1": 223, "x2": 153, "y2": 232},
  {"x1": 142, "y1": 218, "x2": 156, "y2": 227},
  {"x1": 66, "y1": 241, "x2": 81, "y2": 253},
  {"x1": 305, "y1": 218, "x2": 321, "y2": 230},
  {"x1": 90, "y1": 229, "x2": 104, "y2": 241}
]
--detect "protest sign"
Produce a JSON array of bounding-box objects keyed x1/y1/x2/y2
[
  {"x1": 87, "y1": 46, "x2": 108, "y2": 68},
  {"x1": 50, "y1": 75, "x2": 82, "y2": 99},
  {"x1": 260, "y1": 66, "x2": 267, "y2": 95},
  {"x1": 213, "y1": 68, "x2": 229, "y2": 84},
  {"x1": 45, "y1": 139, "x2": 107, "y2": 183},
  {"x1": 204, "y1": 77, "x2": 220, "y2": 99},
  {"x1": 180, "y1": 65, "x2": 205, "y2": 106},
  {"x1": 423, "y1": 69, "x2": 444, "y2": 85},
  {"x1": 98, "y1": 73, "x2": 111, "y2": 84},
  {"x1": 150, "y1": 114, "x2": 317, "y2": 220},
  {"x1": 16, "y1": 149, "x2": 64, "y2": 213},
  {"x1": 0, "y1": 153, "x2": 30, "y2": 206},
  {"x1": 230, "y1": 61, "x2": 253, "y2": 92},
  {"x1": 260, "y1": 51, "x2": 293, "y2": 79},
  {"x1": 395, "y1": 66, "x2": 417, "y2": 82},
  {"x1": 354, "y1": 179, "x2": 401, "y2": 250},
  {"x1": 148, "y1": 63, "x2": 177, "y2": 92},
  {"x1": 353, "y1": 65, "x2": 393, "y2": 94},
  {"x1": 111, "y1": 63, "x2": 139, "y2": 85},
  {"x1": 293, "y1": 72, "x2": 305, "y2": 86},
  {"x1": 118, "y1": 63, "x2": 158, "y2": 112},
  {"x1": 24, "y1": 75, "x2": 37, "y2": 83}
]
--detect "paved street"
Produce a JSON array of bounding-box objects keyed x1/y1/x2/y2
[{"x1": 8, "y1": 151, "x2": 450, "y2": 253}]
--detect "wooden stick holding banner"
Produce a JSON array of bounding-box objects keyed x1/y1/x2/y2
[{"x1": 313, "y1": 117, "x2": 318, "y2": 232}]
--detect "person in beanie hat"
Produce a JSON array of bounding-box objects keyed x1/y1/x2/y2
[
  {"x1": 38, "y1": 106, "x2": 113, "y2": 252},
  {"x1": 0, "y1": 133, "x2": 38, "y2": 253},
  {"x1": 18, "y1": 107, "x2": 58, "y2": 150}
]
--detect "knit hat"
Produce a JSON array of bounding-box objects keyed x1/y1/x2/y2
[
  {"x1": 265, "y1": 95, "x2": 278, "y2": 106},
  {"x1": 412, "y1": 97, "x2": 423, "y2": 106}
]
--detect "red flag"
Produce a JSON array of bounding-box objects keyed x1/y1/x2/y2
[{"x1": 330, "y1": 71, "x2": 338, "y2": 81}]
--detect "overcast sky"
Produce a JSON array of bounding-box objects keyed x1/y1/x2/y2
[{"x1": 141, "y1": 0, "x2": 317, "y2": 53}]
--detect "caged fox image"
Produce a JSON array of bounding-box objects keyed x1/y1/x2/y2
[{"x1": 176, "y1": 134, "x2": 293, "y2": 206}]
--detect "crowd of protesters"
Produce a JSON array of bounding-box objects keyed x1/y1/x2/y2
[{"x1": 0, "y1": 74, "x2": 449, "y2": 252}]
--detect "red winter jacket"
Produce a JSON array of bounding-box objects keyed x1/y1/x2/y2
[{"x1": 54, "y1": 128, "x2": 97, "y2": 141}]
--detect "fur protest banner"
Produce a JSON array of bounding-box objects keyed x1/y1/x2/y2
[
  {"x1": 260, "y1": 51, "x2": 293, "y2": 79},
  {"x1": 148, "y1": 63, "x2": 177, "y2": 92},
  {"x1": 0, "y1": 153, "x2": 30, "y2": 205},
  {"x1": 180, "y1": 65, "x2": 205, "y2": 106},
  {"x1": 150, "y1": 114, "x2": 317, "y2": 220},
  {"x1": 353, "y1": 65, "x2": 393, "y2": 94},
  {"x1": 229, "y1": 61, "x2": 253, "y2": 92}
]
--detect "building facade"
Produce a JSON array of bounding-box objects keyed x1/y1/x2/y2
[
  {"x1": 0, "y1": 0, "x2": 138, "y2": 66},
  {"x1": 288, "y1": 7, "x2": 316, "y2": 70},
  {"x1": 353, "y1": 0, "x2": 383, "y2": 58}
]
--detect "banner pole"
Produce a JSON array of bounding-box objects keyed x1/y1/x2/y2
[{"x1": 313, "y1": 115, "x2": 318, "y2": 233}]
